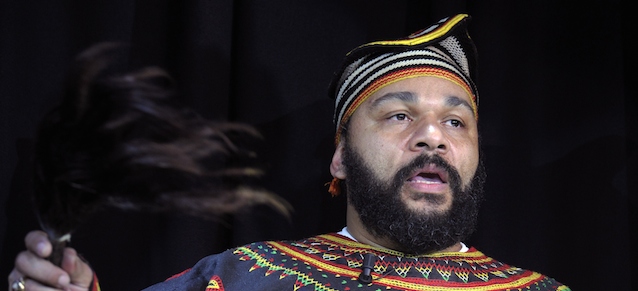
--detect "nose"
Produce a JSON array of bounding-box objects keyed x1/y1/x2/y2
[{"x1": 408, "y1": 119, "x2": 449, "y2": 154}]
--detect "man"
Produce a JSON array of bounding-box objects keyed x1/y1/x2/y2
[{"x1": 9, "y1": 14, "x2": 570, "y2": 290}]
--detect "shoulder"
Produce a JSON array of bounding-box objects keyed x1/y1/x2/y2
[
  {"x1": 461, "y1": 247, "x2": 571, "y2": 291},
  {"x1": 143, "y1": 234, "x2": 350, "y2": 291}
]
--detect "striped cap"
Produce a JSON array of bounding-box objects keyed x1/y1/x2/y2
[{"x1": 329, "y1": 14, "x2": 479, "y2": 143}]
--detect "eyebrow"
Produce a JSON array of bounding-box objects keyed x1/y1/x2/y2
[
  {"x1": 369, "y1": 91, "x2": 417, "y2": 109},
  {"x1": 445, "y1": 96, "x2": 474, "y2": 114},
  {"x1": 370, "y1": 91, "x2": 474, "y2": 115}
]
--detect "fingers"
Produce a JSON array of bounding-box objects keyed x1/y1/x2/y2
[
  {"x1": 7, "y1": 269, "x2": 24, "y2": 291},
  {"x1": 24, "y1": 231, "x2": 52, "y2": 258},
  {"x1": 59, "y1": 248, "x2": 93, "y2": 289},
  {"x1": 13, "y1": 249, "x2": 70, "y2": 289},
  {"x1": 11, "y1": 230, "x2": 92, "y2": 291},
  {"x1": 8, "y1": 269, "x2": 60, "y2": 291}
]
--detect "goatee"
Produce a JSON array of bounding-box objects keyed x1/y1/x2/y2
[{"x1": 343, "y1": 143, "x2": 486, "y2": 255}]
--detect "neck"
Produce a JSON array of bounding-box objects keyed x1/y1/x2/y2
[{"x1": 345, "y1": 203, "x2": 463, "y2": 253}]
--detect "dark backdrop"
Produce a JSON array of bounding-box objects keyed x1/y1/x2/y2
[{"x1": 1, "y1": 1, "x2": 636, "y2": 290}]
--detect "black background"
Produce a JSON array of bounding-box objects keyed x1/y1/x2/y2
[{"x1": 1, "y1": 1, "x2": 636, "y2": 290}]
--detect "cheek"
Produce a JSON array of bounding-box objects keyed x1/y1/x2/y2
[
  {"x1": 356, "y1": 141, "x2": 387, "y2": 170},
  {"x1": 351, "y1": 136, "x2": 400, "y2": 180},
  {"x1": 447, "y1": 136, "x2": 479, "y2": 184},
  {"x1": 458, "y1": 146, "x2": 479, "y2": 185}
]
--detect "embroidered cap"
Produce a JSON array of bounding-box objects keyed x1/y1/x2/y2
[
  {"x1": 326, "y1": 14, "x2": 479, "y2": 196},
  {"x1": 329, "y1": 14, "x2": 479, "y2": 144}
]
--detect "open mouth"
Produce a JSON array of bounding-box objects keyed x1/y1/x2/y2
[{"x1": 406, "y1": 164, "x2": 448, "y2": 184}]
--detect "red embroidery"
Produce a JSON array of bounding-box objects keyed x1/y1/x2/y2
[{"x1": 206, "y1": 275, "x2": 225, "y2": 291}]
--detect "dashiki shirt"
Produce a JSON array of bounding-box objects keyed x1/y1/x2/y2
[{"x1": 141, "y1": 233, "x2": 570, "y2": 291}]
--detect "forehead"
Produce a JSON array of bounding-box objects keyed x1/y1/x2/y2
[{"x1": 364, "y1": 76, "x2": 474, "y2": 109}]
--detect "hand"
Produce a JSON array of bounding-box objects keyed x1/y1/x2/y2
[{"x1": 8, "y1": 230, "x2": 93, "y2": 291}]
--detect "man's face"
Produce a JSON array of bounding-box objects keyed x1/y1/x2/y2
[{"x1": 331, "y1": 76, "x2": 483, "y2": 254}]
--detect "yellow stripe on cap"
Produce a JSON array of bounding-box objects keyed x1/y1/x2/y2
[{"x1": 348, "y1": 14, "x2": 469, "y2": 53}]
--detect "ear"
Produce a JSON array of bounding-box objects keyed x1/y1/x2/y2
[{"x1": 330, "y1": 142, "x2": 347, "y2": 179}]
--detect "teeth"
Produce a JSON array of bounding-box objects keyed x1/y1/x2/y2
[
  {"x1": 413, "y1": 180, "x2": 441, "y2": 184},
  {"x1": 409, "y1": 175, "x2": 442, "y2": 183}
]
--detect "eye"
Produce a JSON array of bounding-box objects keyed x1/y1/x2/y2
[
  {"x1": 390, "y1": 113, "x2": 410, "y2": 121},
  {"x1": 444, "y1": 119, "x2": 464, "y2": 128}
]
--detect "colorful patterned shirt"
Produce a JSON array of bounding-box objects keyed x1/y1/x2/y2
[{"x1": 142, "y1": 233, "x2": 570, "y2": 291}]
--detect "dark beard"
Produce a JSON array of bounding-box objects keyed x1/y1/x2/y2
[{"x1": 343, "y1": 143, "x2": 486, "y2": 255}]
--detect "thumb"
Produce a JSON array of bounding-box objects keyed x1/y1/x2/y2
[{"x1": 59, "y1": 248, "x2": 94, "y2": 290}]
